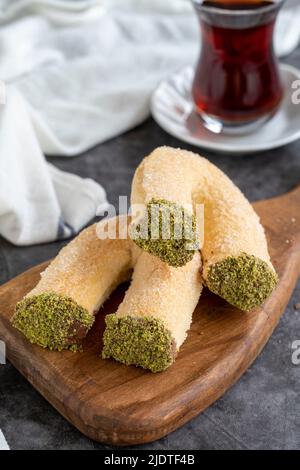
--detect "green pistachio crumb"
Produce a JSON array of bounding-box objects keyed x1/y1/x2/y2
[
  {"x1": 130, "y1": 198, "x2": 199, "y2": 267},
  {"x1": 207, "y1": 253, "x2": 278, "y2": 311},
  {"x1": 102, "y1": 314, "x2": 175, "y2": 372},
  {"x1": 12, "y1": 292, "x2": 94, "y2": 351}
]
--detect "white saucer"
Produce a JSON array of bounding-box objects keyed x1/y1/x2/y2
[{"x1": 151, "y1": 64, "x2": 300, "y2": 154}]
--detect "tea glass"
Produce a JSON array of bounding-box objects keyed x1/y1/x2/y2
[{"x1": 191, "y1": 0, "x2": 286, "y2": 133}]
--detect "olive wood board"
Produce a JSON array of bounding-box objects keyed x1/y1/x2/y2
[{"x1": 0, "y1": 185, "x2": 299, "y2": 446}]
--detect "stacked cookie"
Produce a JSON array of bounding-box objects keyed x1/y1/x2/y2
[{"x1": 12, "y1": 147, "x2": 278, "y2": 372}]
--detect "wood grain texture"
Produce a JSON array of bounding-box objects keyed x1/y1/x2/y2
[{"x1": 0, "y1": 186, "x2": 299, "y2": 446}]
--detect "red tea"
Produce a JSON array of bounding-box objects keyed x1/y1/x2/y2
[{"x1": 192, "y1": 0, "x2": 284, "y2": 126}]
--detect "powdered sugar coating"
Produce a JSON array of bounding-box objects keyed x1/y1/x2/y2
[{"x1": 29, "y1": 216, "x2": 133, "y2": 315}]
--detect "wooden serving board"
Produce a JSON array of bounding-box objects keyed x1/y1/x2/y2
[{"x1": 0, "y1": 185, "x2": 300, "y2": 446}]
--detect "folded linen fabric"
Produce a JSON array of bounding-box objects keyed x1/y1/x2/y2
[
  {"x1": 0, "y1": 88, "x2": 107, "y2": 245},
  {"x1": 0, "y1": 429, "x2": 9, "y2": 450}
]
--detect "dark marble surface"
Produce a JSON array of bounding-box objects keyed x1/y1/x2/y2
[{"x1": 1, "y1": 47, "x2": 300, "y2": 449}]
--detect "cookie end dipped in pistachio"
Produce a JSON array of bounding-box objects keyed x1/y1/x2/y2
[
  {"x1": 12, "y1": 293, "x2": 94, "y2": 351},
  {"x1": 102, "y1": 314, "x2": 175, "y2": 373},
  {"x1": 130, "y1": 198, "x2": 199, "y2": 268},
  {"x1": 207, "y1": 254, "x2": 278, "y2": 311}
]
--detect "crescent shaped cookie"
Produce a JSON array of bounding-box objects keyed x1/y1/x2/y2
[{"x1": 130, "y1": 146, "x2": 278, "y2": 311}]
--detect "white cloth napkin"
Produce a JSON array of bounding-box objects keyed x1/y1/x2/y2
[
  {"x1": 0, "y1": 429, "x2": 9, "y2": 450},
  {"x1": 0, "y1": 87, "x2": 108, "y2": 245},
  {"x1": 0, "y1": 0, "x2": 299, "y2": 245}
]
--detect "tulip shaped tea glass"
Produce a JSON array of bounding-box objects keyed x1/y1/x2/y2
[{"x1": 192, "y1": 0, "x2": 285, "y2": 133}]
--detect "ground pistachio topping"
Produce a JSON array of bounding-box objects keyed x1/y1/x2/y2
[
  {"x1": 207, "y1": 253, "x2": 278, "y2": 311},
  {"x1": 130, "y1": 198, "x2": 199, "y2": 267},
  {"x1": 12, "y1": 292, "x2": 94, "y2": 351},
  {"x1": 102, "y1": 314, "x2": 175, "y2": 373}
]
